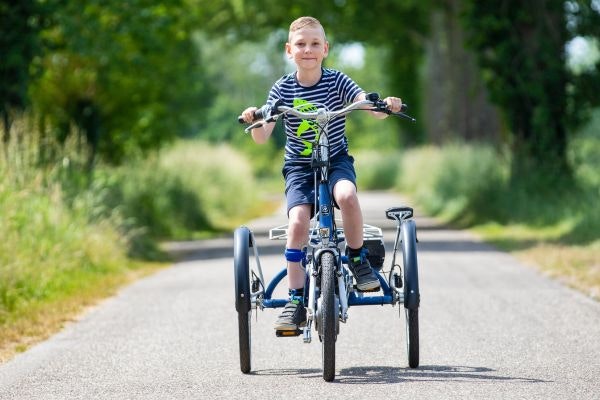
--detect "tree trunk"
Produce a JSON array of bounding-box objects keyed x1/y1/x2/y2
[{"x1": 425, "y1": 0, "x2": 501, "y2": 145}]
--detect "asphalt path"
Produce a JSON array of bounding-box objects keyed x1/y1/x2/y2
[{"x1": 0, "y1": 191, "x2": 599, "y2": 399}]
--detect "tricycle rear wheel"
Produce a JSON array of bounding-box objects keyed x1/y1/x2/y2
[
  {"x1": 405, "y1": 308, "x2": 419, "y2": 368},
  {"x1": 233, "y1": 227, "x2": 252, "y2": 373}
]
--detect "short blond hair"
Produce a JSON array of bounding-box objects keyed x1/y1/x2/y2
[{"x1": 288, "y1": 16, "x2": 326, "y2": 42}]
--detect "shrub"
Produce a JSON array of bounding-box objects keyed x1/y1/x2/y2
[
  {"x1": 354, "y1": 150, "x2": 402, "y2": 190},
  {"x1": 398, "y1": 144, "x2": 508, "y2": 224}
]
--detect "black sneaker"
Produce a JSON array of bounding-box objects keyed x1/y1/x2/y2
[
  {"x1": 348, "y1": 252, "x2": 381, "y2": 291},
  {"x1": 273, "y1": 298, "x2": 307, "y2": 331}
]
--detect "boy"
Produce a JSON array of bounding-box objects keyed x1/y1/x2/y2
[{"x1": 240, "y1": 16, "x2": 403, "y2": 332}]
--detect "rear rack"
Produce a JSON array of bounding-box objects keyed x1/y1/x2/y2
[{"x1": 269, "y1": 221, "x2": 383, "y2": 241}]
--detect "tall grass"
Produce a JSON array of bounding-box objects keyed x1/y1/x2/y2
[
  {"x1": 354, "y1": 150, "x2": 401, "y2": 190},
  {"x1": 398, "y1": 144, "x2": 508, "y2": 224},
  {"x1": 391, "y1": 140, "x2": 599, "y2": 298},
  {"x1": 0, "y1": 131, "x2": 263, "y2": 354}
]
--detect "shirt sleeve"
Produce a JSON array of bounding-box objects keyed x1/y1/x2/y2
[{"x1": 336, "y1": 71, "x2": 364, "y2": 104}]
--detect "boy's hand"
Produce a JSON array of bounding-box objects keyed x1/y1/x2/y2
[
  {"x1": 241, "y1": 107, "x2": 259, "y2": 124},
  {"x1": 384, "y1": 97, "x2": 403, "y2": 113}
]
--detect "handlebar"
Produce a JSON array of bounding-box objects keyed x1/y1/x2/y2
[
  {"x1": 237, "y1": 105, "x2": 268, "y2": 124},
  {"x1": 237, "y1": 93, "x2": 415, "y2": 132}
]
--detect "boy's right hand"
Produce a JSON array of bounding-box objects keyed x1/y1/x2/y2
[{"x1": 240, "y1": 107, "x2": 259, "y2": 124}]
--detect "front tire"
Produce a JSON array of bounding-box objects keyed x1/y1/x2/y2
[
  {"x1": 320, "y1": 251, "x2": 337, "y2": 382},
  {"x1": 234, "y1": 227, "x2": 252, "y2": 373}
]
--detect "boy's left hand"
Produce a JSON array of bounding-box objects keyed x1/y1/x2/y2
[{"x1": 384, "y1": 97, "x2": 403, "y2": 113}]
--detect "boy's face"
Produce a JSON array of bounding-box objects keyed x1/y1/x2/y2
[{"x1": 286, "y1": 26, "x2": 329, "y2": 72}]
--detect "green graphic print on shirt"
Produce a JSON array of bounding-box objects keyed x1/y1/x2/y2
[{"x1": 293, "y1": 98, "x2": 319, "y2": 156}]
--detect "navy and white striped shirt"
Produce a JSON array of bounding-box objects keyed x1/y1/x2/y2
[{"x1": 266, "y1": 68, "x2": 363, "y2": 162}]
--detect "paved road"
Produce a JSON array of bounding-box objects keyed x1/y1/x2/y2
[{"x1": 0, "y1": 192, "x2": 599, "y2": 399}]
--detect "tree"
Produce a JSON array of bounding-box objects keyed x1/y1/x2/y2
[
  {"x1": 31, "y1": 0, "x2": 210, "y2": 165},
  {"x1": 0, "y1": 0, "x2": 40, "y2": 147},
  {"x1": 424, "y1": 0, "x2": 501, "y2": 144},
  {"x1": 196, "y1": 0, "x2": 431, "y2": 144},
  {"x1": 462, "y1": 0, "x2": 600, "y2": 184}
]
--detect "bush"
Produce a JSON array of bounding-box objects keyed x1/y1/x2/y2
[
  {"x1": 354, "y1": 150, "x2": 402, "y2": 190},
  {"x1": 0, "y1": 177, "x2": 130, "y2": 323},
  {"x1": 398, "y1": 144, "x2": 507, "y2": 224}
]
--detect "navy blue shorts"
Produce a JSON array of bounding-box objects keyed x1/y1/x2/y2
[{"x1": 282, "y1": 153, "x2": 356, "y2": 215}]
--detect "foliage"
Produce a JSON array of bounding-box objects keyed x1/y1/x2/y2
[
  {"x1": 397, "y1": 141, "x2": 598, "y2": 245},
  {"x1": 29, "y1": 0, "x2": 209, "y2": 164},
  {"x1": 461, "y1": 1, "x2": 600, "y2": 182},
  {"x1": 60, "y1": 140, "x2": 261, "y2": 244},
  {"x1": 0, "y1": 0, "x2": 40, "y2": 138},
  {"x1": 398, "y1": 144, "x2": 507, "y2": 223},
  {"x1": 354, "y1": 150, "x2": 401, "y2": 190},
  {"x1": 200, "y1": 0, "x2": 430, "y2": 144},
  {"x1": 0, "y1": 174, "x2": 131, "y2": 324},
  {"x1": 154, "y1": 140, "x2": 260, "y2": 229}
]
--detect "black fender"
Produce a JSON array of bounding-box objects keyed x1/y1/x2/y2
[
  {"x1": 401, "y1": 220, "x2": 420, "y2": 309},
  {"x1": 234, "y1": 226, "x2": 252, "y2": 313}
]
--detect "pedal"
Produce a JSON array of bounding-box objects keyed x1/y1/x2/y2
[
  {"x1": 353, "y1": 285, "x2": 381, "y2": 293},
  {"x1": 275, "y1": 329, "x2": 303, "y2": 337}
]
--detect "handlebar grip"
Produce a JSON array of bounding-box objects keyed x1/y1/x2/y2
[{"x1": 237, "y1": 106, "x2": 267, "y2": 124}]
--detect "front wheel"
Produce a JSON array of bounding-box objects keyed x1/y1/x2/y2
[
  {"x1": 320, "y1": 251, "x2": 337, "y2": 382},
  {"x1": 233, "y1": 227, "x2": 252, "y2": 373}
]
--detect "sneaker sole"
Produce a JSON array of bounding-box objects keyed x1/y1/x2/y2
[{"x1": 356, "y1": 281, "x2": 381, "y2": 292}]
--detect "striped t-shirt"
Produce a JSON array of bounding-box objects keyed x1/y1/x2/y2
[{"x1": 266, "y1": 68, "x2": 363, "y2": 162}]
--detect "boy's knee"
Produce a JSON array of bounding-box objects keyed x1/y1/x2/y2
[{"x1": 335, "y1": 189, "x2": 358, "y2": 209}]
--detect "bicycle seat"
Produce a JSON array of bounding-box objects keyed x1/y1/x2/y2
[{"x1": 385, "y1": 207, "x2": 413, "y2": 221}]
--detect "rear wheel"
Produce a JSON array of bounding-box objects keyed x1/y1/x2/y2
[
  {"x1": 401, "y1": 220, "x2": 420, "y2": 368},
  {"x1": 320, "y1": 251, "x2": 337, "y2": 382},
  {"x1": 405, "y1": 308, "x2": 419, "y2": 368},
  {"x1": 233, "y1": 227, "x2": 252, "y2": 373}
]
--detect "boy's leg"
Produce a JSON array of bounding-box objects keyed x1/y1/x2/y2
[
  {"x1": 274, "y1": 204, "x2": 311, "y2": 331},
  {"x1": 286, "y1": 204, "x2": 311, "y2": 288},
  {"x1": 333, "y1": 179, "x2": 363, "y2": 249},
  {"x1": 333, "y1": 179, "x2": 380, "y2": 291}
]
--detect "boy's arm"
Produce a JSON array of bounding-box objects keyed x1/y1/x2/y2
[
  {"x1": 354, "y1": 92, "x2": 403, "y2": 120},
  {"x1": 240, "y1": 106, "x2": 275, "y2": 144}
]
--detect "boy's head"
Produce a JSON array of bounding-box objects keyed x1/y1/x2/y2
[
  {"x1": 288, "y1": 16, "x2": 326, "y2": 42},
  {"x1": 286, "y1": 16, "x2": 329, "y2": 70}
]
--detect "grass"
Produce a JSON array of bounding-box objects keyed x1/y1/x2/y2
[
  {"x1": 475, "y1": 223, "x2": 600, "y2": 299},
  {"x1": 0, "y1": 134, "x2": 270, "y2": 362},
  {"x1": 395, "y1": 140, "x2": 600, "y2": 301},
  {"x1": 0, "y1": 261, "x2": 163, "y2": 363}
]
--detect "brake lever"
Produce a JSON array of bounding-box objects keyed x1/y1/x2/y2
[
  {"x1": 370, "y1": 102, "x2": 415, "y2": 122},
  {"x1": 243, "y1": 115, "x2": 278, "y2": 133}
]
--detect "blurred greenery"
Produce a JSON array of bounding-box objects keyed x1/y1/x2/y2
[{"x1": 0, "y1": 134, "x2": 262, "y2": 333}]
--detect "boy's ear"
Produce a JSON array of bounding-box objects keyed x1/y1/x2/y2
[
  {"x1": 285, "y1": 42, "x2": 292, "y2": 58},
  {"x1": 323, "y1": 41, "x2": 329, "y2": 58}
]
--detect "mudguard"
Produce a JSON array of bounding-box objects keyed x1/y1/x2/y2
[
  {"x1": 234, "y1": 226, "x2": 252, "y2": 313},
  {"x1": 401, "y1": 220, "x2": 420, "y2": 309}
]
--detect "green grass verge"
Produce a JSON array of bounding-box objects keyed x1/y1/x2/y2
[
  {"x1": 0, "y1": 139, "x2": 271, "y2": 361},
  {"x1": 394, "y1": 141, "x2": 599, "y2": 300}
]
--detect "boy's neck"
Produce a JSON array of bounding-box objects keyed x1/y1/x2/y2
[{"x1": 295, "y1": 68, "x2": 322, "y2": 87}]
